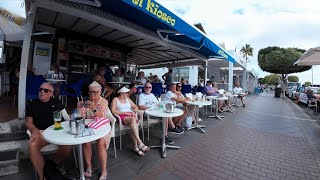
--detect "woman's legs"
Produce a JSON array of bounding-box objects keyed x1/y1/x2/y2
[
  {"x1": 96, "y1": 138, "x2": 108, "y2": 176},
  {"x1": 82, "y1": 143, "x2": 92, "y2": 170},
  {"x1": 122, "y1": 117, "x2": 142, "y2": 146},
  {"x1": 104, "y1": 86, "x2": 114, "y2": 99}
]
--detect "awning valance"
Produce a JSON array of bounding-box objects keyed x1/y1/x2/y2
[{"x1": 99, "y1": 0, "x2": 235, "y2": 63}]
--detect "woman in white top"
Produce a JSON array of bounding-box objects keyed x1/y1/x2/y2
[{"x1": 111, "y1": 86, "x2": 149, "y2": 156}]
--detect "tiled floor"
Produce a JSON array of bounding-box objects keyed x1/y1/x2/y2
[{"x1": 2, "y1": 92, "x2": 320, "y2": 180}]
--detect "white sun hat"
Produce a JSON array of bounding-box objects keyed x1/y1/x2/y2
[{"x1": 117, "y1": 86, "x2": 130, "y2": 93}]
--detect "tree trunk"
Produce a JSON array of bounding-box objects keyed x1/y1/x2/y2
[{"x1": 281, "y1": 74, "x2": 287, "y2": 98}]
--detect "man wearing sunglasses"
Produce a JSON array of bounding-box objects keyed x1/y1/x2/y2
[
  {"x1": 26, "y1": 82, "x2": 71, "y2": 180},
  {"x1": 138, "y1": 82, "x2": 183, "y2": 145}
]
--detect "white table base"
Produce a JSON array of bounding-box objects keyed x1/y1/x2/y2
[
  {"x1": 77, "y1": 144, "x2": 85, "y2": 180},
  {"x1": 186, "y1": 105, "x2": 205, "y2": 133},
  {"x1": 208, "y1": 98, "x2": 225, "y2": 120},
  {"x1": 150, "y1": 117, "x2": 180, "y2": 158}
]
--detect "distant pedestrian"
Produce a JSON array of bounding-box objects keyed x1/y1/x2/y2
[{"x1": 162, "y1": 69, "x2": 173, "y2": 86}]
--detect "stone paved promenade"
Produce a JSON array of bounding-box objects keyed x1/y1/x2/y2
[{"x1": 137, "y1": 93, "x2": 320, "y2": 180}]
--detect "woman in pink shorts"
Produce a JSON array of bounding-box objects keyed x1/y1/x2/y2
[{"x1": 111, "y1": 86, "x2": 149, "y2": 156}]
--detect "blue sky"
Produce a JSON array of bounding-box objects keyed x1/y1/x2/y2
[{"x1": 1, "y1": 0, "x2": 320, "y2": 84}]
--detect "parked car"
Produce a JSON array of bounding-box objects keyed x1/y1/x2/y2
[
  {"x1": 285, "y1": 82, "x2": 301, "y2": 96},
  {"x1": 287, "y1": 86, "x2": 298, "y2": 99},
  {"x1": 293, "y1": 86, "x2": 305, "y2": 100},
  {"x1": 298, "y1": 87, "x2": 320, "y2": 104}
]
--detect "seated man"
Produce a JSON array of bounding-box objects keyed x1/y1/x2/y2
[
  {"x1": 205, "y1": 81, "x2": 225, "y2": 112},
  {"x1": 162, "y1": 83, "x2": 188, "y2": 128},
  {"x1": 26, "y1": 82, "x2": 71, "y2": 180},
  {"x1": 233, "y1": 82, "x2": 247, "y2": 107},
  {"x1": 138, "y1": 82, "x2": 183, "y2": 144}
]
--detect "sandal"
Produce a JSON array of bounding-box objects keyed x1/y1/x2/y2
[
  {"x1": 84, "y1": 167, "x2": 94, "y2": 178},
  {"x1": 133, "y1": 147, "x2": 144, "y2": 156},
  {"x1": 99, "y1": 174, "x2": 108, "y2": 180},
  {"x1": 138, "y1": 143, "x2": 150, "y2": 152}
]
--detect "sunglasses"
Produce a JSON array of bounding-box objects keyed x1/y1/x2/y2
[
  {"x1": 39, "y1": 88, "x2": 52, "y2": 93},
  {"x1": 89, "y1": 91, "x2": 100, "y2": 94},
  {"x1": 144, "y1": 87, "x2": 152, "y2": 89},
  {"x1": 177, "y1": 86, "x2": 182, "y2": 88}
]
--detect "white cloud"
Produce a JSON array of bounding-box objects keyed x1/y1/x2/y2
[
  {"x1": 0, "y1": 0, "x2": 26, "y2": 17},
  {"x1": 158, "y1": 0, "x2": 320, "y2": 83}
]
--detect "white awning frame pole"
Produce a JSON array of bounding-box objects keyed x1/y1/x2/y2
[
  {"x1": 18, "y1": 3, "x2": 36, "y2": 119},
  {"x1": 228, "y1": 61, "x2": 233, "y2": 91},
  {"x1": 204, "y1": 60, "x2": 208, "y2": 83},
  {"x1": 242, "y1": 64, "x2": 247, "y2": 92}
]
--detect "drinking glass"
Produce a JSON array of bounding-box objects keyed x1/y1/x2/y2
[{"x1": 53, "y1": 110, "x2": 63, "y2": 130}]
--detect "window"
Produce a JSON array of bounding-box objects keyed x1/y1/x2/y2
[{"x1": 173, "y1": 67, "x2": 189, "y2": 82}]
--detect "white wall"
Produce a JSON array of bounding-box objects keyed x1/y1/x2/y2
[{"x1": 188, "y1": 66, "x2": 198, "y2": 86}]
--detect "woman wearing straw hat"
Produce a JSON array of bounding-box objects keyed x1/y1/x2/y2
[{"x1": 111, "y1": 86, "x2": 150, "y2": 156}]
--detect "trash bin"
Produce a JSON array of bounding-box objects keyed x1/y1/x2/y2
[{"x1": 275, "y1": 87, "x2": 281, "y2": 97}]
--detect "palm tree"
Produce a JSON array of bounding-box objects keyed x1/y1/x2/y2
[{"x1": 240, "y1": 44, "x2": 253, "y2": 63}]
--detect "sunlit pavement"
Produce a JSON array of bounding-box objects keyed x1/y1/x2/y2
[
  {"x1": 2, "y1": 91, "x2": 320, "y2": 180},
  {"x1": 137, "y1": 92, "x2": 320, "y2": 180}
]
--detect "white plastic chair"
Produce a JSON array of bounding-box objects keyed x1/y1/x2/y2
[
  {"x1": 105, "y1": 109, "x2": 117, "y2": 158},
  {"x1": 308, "y1": 100, "x2": 318, "y2": 114},
  {"x1": 113, "y1": 110, "x2": 144, "y2": 150}
]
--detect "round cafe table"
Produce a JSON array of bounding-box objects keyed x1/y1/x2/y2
[
  {"x1": 186, "y1": 100, "x2": 212, "y2": 133},
  {"x1": 145, "y1": 108, "x2": 183, "y2": 158},
  {"x1": 43, "y1": 120, "x2": 111, "y2": 180},
  {"x1": 206, "y1": 96, "x2": 228, "y2": 120}
]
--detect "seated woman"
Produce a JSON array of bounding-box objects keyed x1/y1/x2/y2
[
  {"x1": 77, "y1": 81, "x2": 111, "y2": 180},
  {"x1": 111, "y1": 86, "x2": 149, "y2": 156},
  {"x1": 94, "y1": 67, "x2": 115, "y2": 99}
]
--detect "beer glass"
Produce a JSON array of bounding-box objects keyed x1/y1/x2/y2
[{"x1": 53, "y1": 110, "x2": 63, "y2": 130}]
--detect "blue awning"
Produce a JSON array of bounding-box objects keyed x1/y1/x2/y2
[{"x1": 99, "y1": 0, "x2": 236, "y2": 63}]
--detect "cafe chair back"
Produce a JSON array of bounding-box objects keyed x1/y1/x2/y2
[
  {"x1": 26, "y1": 75, "x2": 47, "y2": 100},
  {"x1": 151, "y1": 83, "x2": 163, "y2": 98},
  {"x1": 59, "y1": 76, "x2": 85, "y2": 105},
  {"x1": 181, "y1": 84, "x2": 192, "y2": 95}
]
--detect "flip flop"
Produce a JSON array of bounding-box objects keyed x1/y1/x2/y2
[
  {"x1": 138, "y1": 143, "x2": 150, "y2": 152},
  {"x1": 133, "y1": 147, "x2": 144, "y2": 156}
]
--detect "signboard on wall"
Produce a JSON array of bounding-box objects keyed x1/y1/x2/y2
[
  {"x1": 33, "y1": 42, "x2": 52, "y2": 76},
  {"x1": 35, "y1": 47, "x2": 50, "y2": 56}
]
